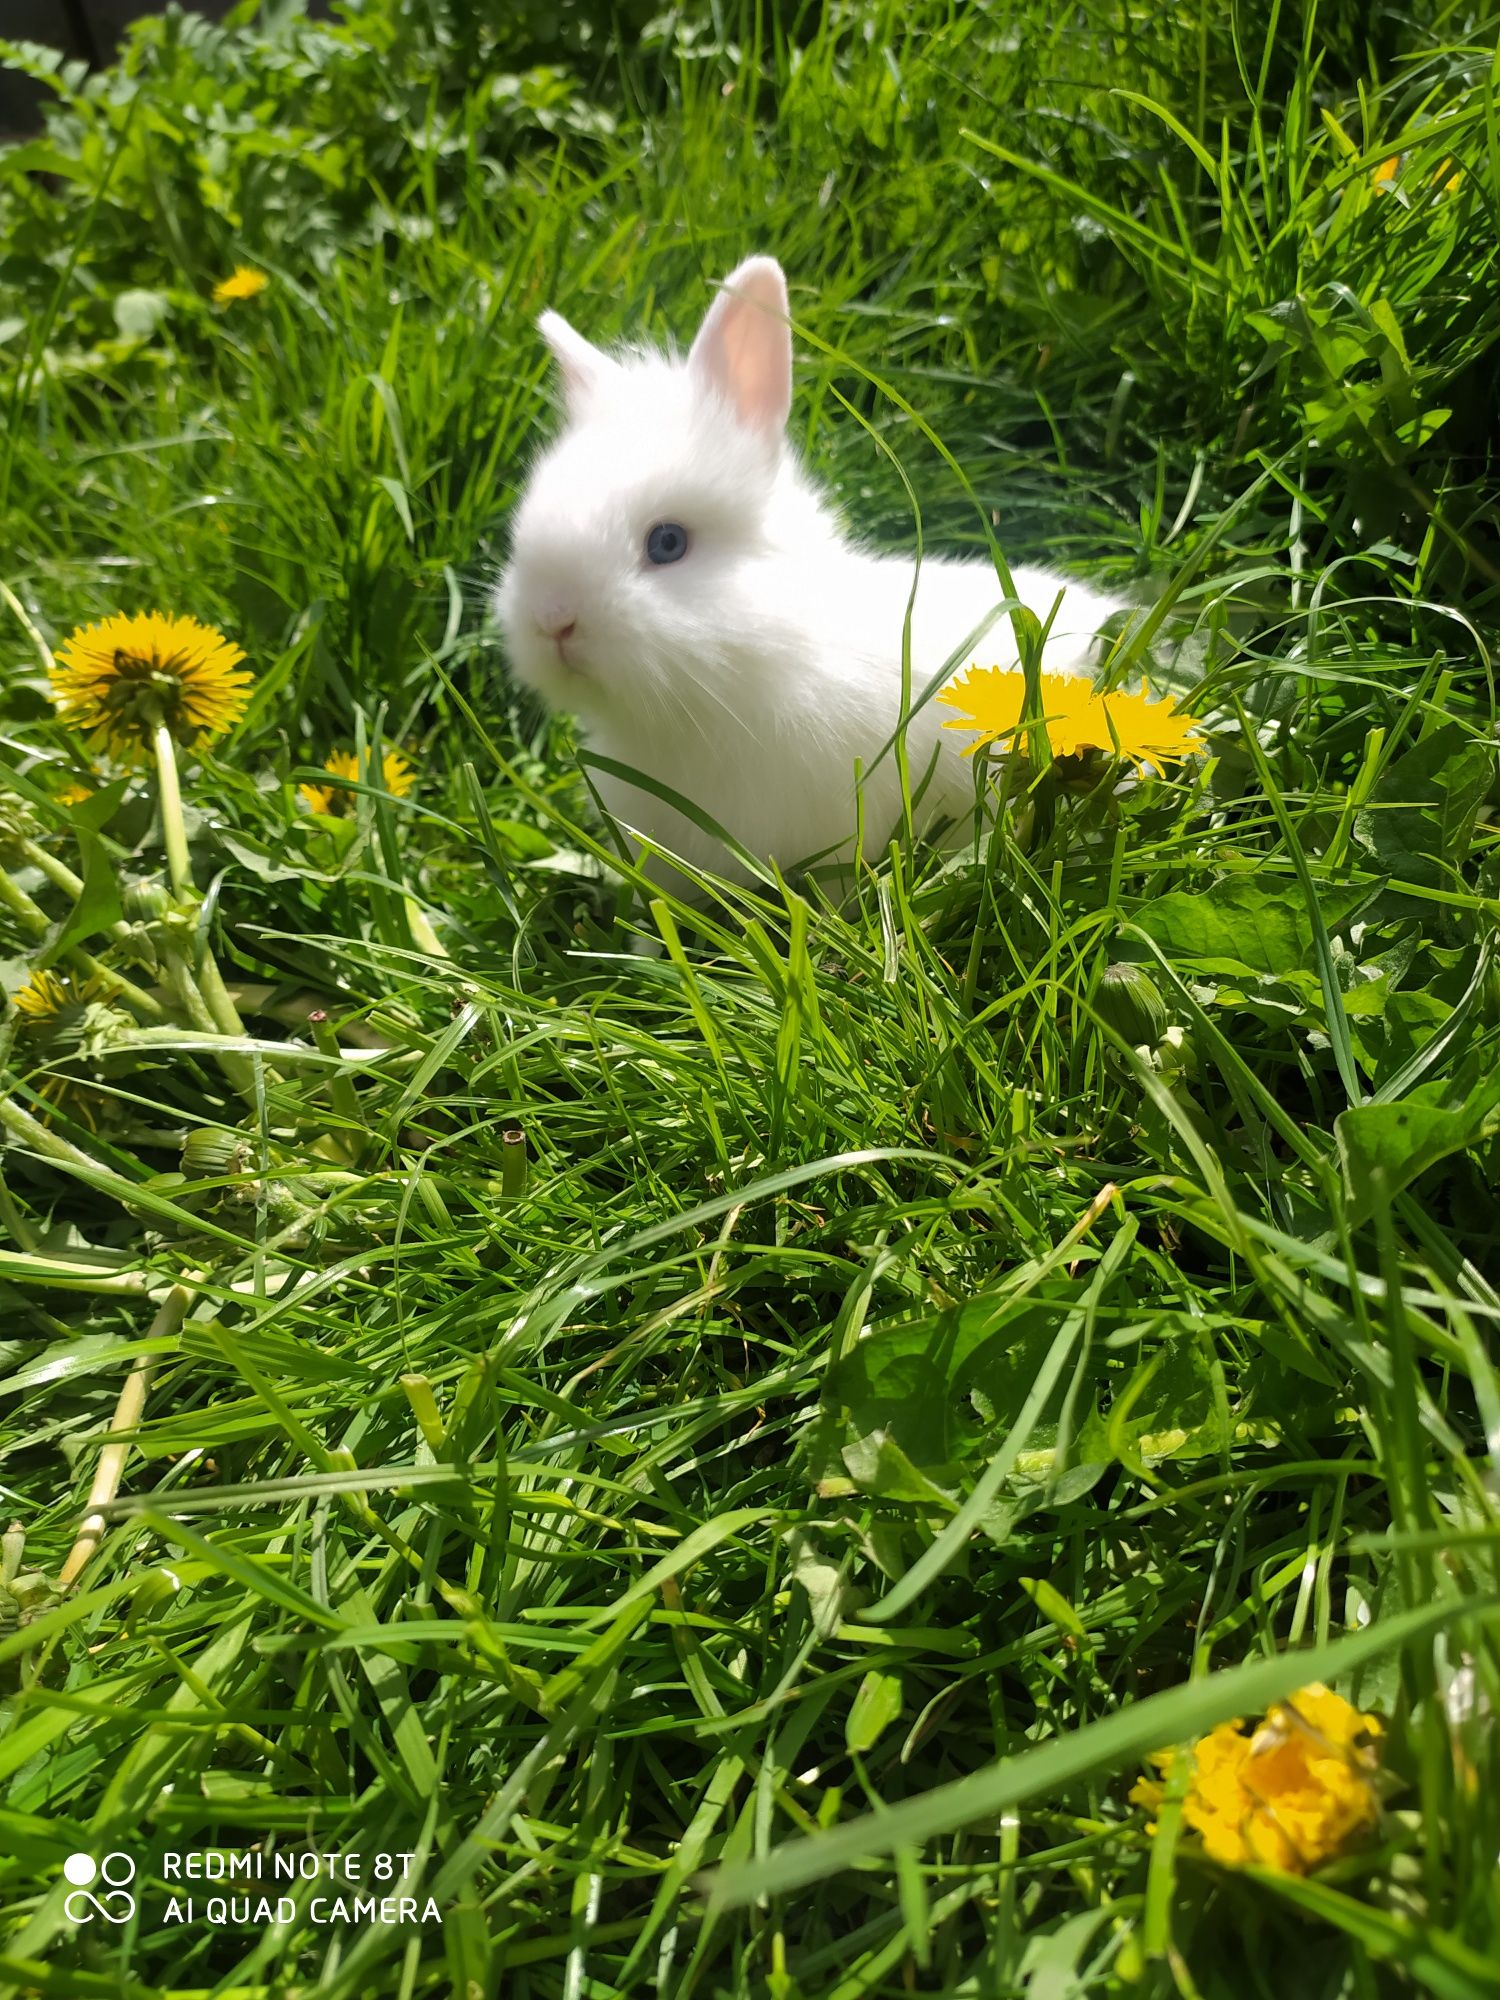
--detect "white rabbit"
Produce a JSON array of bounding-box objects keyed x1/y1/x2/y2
[{"x1": 495, "y1": 255, "x2": 1124, "y2": 889}]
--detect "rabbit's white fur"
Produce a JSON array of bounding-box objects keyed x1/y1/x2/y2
[{"x1": 495, "y1": 256, "x2": 1122, "y2": 885}]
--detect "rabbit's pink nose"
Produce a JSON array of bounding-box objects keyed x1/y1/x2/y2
[{"x1": 539, "y1": 611, "x2": 577, "y2": 644}]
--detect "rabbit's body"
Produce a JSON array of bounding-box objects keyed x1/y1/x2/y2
[
  {"x1": 582, "y1": 545, "x2": 1116, "y2": 882},
  {"x1": 496, "y1": 258, "x2": 1121, "y2": 886}
]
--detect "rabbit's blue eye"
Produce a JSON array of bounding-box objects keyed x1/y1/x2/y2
[{"x1": 645, "y1": 522, "x2": 689, "y2": 565}]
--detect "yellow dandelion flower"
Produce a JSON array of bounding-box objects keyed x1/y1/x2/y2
[
  {"x1": 1131, "y1": 1682, "x2": 1384, "y2": 1876},
  {"x1": 1370, "y1": 152, "x2": 1462, "y2": 198},
  {"x1": 12, "y1": 964, "x2": 105, "y2": 1044},
  {"x1": 300, "y1": 746, "x2": 416, "y2": 816},
  {"x1": 1088, "y1": 682, "x2": 1206, "y2": 768},
  {"x1": 50, "y1": 611, "x2": 251, "y2": 761},
  {"x1": 213, "y1": 265, "x2": 269, "y2": 305},
  {"x1": 937, "y1": 667, "x2": 1205, "y2": 776},
  {"x1": 9, "y1": 967, "x2": 117, "y2": 1127},
  {"x1": 12, "y1": 968, "x2": 73, "y2": 1025}
]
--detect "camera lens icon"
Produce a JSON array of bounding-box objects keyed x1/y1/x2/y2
[{"x1": 63, "y1": 1852, "x2": 136, "y2": 1923}]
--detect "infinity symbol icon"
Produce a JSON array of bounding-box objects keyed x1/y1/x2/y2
[{"x1": 63, "y1": 1887, "x2": 136, "y2": 1924}]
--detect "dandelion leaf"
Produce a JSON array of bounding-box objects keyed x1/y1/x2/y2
[{"x1": 1335, "y1": 1061, "x2": 1500, "y2": 1226}]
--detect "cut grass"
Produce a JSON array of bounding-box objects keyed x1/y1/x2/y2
[{"x1": 2, "y1": 1, "x2": 1500, "y2": 1995}]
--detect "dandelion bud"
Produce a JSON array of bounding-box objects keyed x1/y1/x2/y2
[
  {"x1": 1156, "y1": 1023, "x2": 1198, "y2": 1085},
  {"x1": 123, "y1": 877, "x2": 172, "y2": 920},
  {"x1": 0, "y1": 791, "x2": 43, "y2": 848},
  {"x1": 181, "y1": 1128, "x2": 247, "y2": 1177},
  {"x1": 1095, "y1": 962, "x2": 1168, "y2": 1046}
]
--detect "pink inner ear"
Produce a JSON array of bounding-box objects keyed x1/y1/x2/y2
[{"x1": 689, "y1": 259, "x2": 792, "y2": 438}]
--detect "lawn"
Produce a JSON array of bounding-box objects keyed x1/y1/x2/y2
[{"x1": 2, "y1": 1, "x2": 1500, "y2": 1994}]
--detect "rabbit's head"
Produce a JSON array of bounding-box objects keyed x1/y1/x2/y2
[{"x1": 496, "y1": 257, "x2": 835, "y2": 735}]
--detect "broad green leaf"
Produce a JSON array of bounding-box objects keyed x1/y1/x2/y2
[
  {"x1": 1131, "y1": 879, "x2": 1366, "y2": 979},
  {"x1": 789, "y1": 1529, "x2": 850, "y2": 1638},
  {"x1": 1109, "y1": 1324, "x2": 1231, "y2": 1463},
  {"x1": 841, "y1": 1429, "x2": 961, "y2": 1504},
  {"x1": 215, "y1": 825, "x2": 316, "y2": 883},
  {"x1": 824, "y1": 1298, "x2": 1073, "y2": 1475},
  {"x1": 39, "y1": 830, "x2": 123, "y2": 962},
  {"x1": 1353, "y1": 723, "x2": 1492, "y2": 897},
  {"x1": 68, "y1": 775, "x2": 131, "y2": 833},
  {"x1": 845, "y1": 1668, "x2": 905, "y2": 1753},
  {"x1": 1335, "y1": 1064, "x2": 1500, "y2": 1225}
]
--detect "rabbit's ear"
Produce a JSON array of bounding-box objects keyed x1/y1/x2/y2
[
  {"x1": 539, "y1": 309, "x2": 621, "y2": 414},
  {"x1": 687, "y1": 257, "x2": 791, "y2": 439}
]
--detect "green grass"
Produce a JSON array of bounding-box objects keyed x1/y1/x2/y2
[{"x1": 2, "y1": 0, "x2": 1500, "y2": 1994}]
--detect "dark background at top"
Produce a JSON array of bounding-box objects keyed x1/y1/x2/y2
[{"x1": 0, "y1": 2, "x2": 329, "y2": 134}]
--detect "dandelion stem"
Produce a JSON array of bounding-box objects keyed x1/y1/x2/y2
[
  {"x1": 160, "y1": 945, "x2": 218, "y2": 1036},
  {"x1": 153, "y1": 722, "x2": 193, "y2": 902},
  {"x1": 0, "y1": 1246, "x2": 150, "y2": 1294},
  {"x1": 3, "y1": 843, "x2": 163, "y2": 1017},
  {"x1": 19, "y1": 834, "x2": 155, "y2": 957},
  {"x1": 306, "y1": 1010, "x2": 363, "y2": 1151},
  {"x1": 58, "y1": 1284, "x2": 190, "y2": 1590},
  {"x1": 159, "y1": 944, "x2": 262, "y2": 1104},
  {"x1": 0, "y1": 863, "x2": 49, "y2": 934},
  {"x1": 500, "y1": 1125, "x2": 527, "y2": 1199},
  {"x1": 0, "y1": 578, "x2": 55, "y2": 675},
  {"x1": 193, "y1": 944, "x2": 251, "y2": 1044},
  {"x1": 146, "y1": 727, "x2": 260, "y2": 1066},
  {"x1": 17, "y1": 837, "x2": 85, "y2": 902},
  {"x1": 0, "y1": 1090, "x2": 112, "y2": 1176}
]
